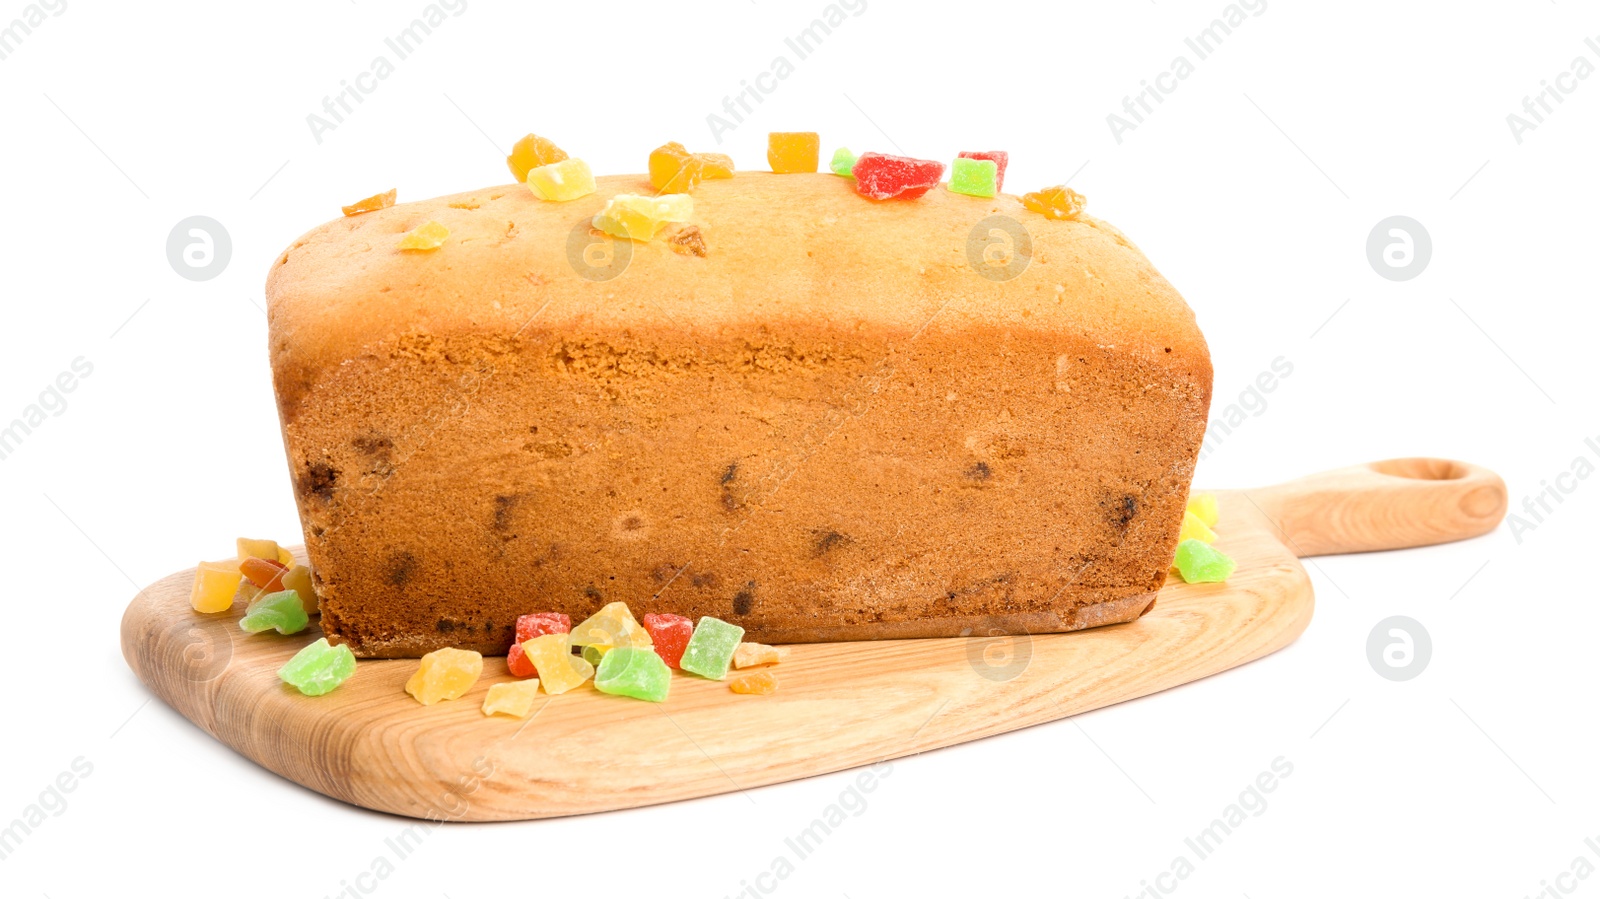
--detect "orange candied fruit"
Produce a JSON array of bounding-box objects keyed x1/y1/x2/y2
[
  {"x1": 341, "y1": 188, "x2": 396, "y2": 216},
  {"x1": 729, "y1": 670, "x2": 778, "y2": 695},
  {"x1": 766, "y1": 132, "x2": 820, "y2": 174},
  {"x1": 1021, "y1": 185, "x2": 1088, "y2": 221},
  {"x1": 648, "y1": 142, "x2": 735, "y2": 194},
  {"x1": 506, "y1": 134, "x2": 569, "y2": 183}
]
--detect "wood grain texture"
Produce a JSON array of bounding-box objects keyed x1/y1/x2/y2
[{"x1": 119, "y1": 459, "x2": 1504, "y2": 822}]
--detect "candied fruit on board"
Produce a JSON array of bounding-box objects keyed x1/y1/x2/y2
[
  {"x1": 957, "y1": 150, "x2": 1008, "y2": 192},
  {"x1": 236, "y1": 537, "x2": 283, "y2": 563},
  {"x1": 190, "y1": 560, "x2": 242, "y2": 614},
  {"x1": 1187, "y1": 493, "x2": 1220, "y2": 528},
  {"x1": 1021, "y1": 185, "x2": 1087, "y2": 221},
  {"x1": 593, "y1": 647, "x2": 672, "y2": 702},
  {"x1": 680, "y1": 616, "x2": 745, "y2": 680},
  {"x1": 397, "y1": 221, "x2": 449, "y2": 251},
  {"x1": 570, "y1": 601, "x2": 653, "y2": 650},
  {"x1": 829, "y1": 147, "x2": 857, "y2": 177},
  {"x1": 278, "y1": 638, "x2": 356, "y2": 696},
  {"x1": 240, "y1": 590, "x2": 310, "y2": 635},
  {"x1": 526, "y1": 158, "x2": 596, "y2": 202},
  {"x1": 732, "y1": 642, "x2": 783, "y2": 669},
  {"x1": 648, "y1": 142, "x2": 735, "y2": 193},
  {"x1": 280, "y1": 564, "x2": 318, "y2": 616},
  {"x1": 506, "y1": 133, "x2": 569, "y2": 182},
  {"x1": 593, "y1": 194, "x2": 693, "y2": 242},
  {"x1": 482, "y1": 680, "x2": 542, "y2": 718},
  {"x1": 522, "y1": 634, "x2": 594, "y2": 695},
  {"x1": 341, "y1": 189, "x2": 396, "y2": 216},
  {"x1": 767, "y1": 132, "x2": 820, "y2": 173},
  {"x1": 1178, "y1": 511, "x2": 1216, "y2": 545},
  {"x1": 640, "y1": 613, "x2": 695, "y2": 669},
  {"x1": 948, "y1": 157, "x2": 998, "y2": 198},
  {"x1": 240, "y1": 556, "x2": 288, "y2": 591},
  {"x1": 1173, "y1": 539, "x2": 1235, "y2": 584},
  {"x1": 405, "y1": 648, "x2": 484, "y2": 705},
  {"x1": 508, "y1": 613, "x2": 570, "y2": 678},
  {"x1": 850, "y1": 153, "x2": 945, "y2": 200},
  {"x1": 730, "y1": 671, "x2": 778, "y2": 695}
]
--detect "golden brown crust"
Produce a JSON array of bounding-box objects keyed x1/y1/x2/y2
[{"x1": 267, "y1": 173, "x2": 1212, "y2": 658}]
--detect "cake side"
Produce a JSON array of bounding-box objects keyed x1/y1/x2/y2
[{"x1": 266, "y1": 173, "x2": 1212, "y2": 657}]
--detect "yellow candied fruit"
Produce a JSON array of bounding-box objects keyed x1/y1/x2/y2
[
  {"x1": 482, "y1": 680, "x2": 542, "y2": 718},
  {"x1": 526, "y1": 158, "x2": 596, "y2": 202},
  {"x1": 1178, "y1": 511, "x2": 1216, "y2": 545},
  {"x1": 506, "y1": 133, "x2": 569, "y2": 182},
  {"x1": 729, "y1": 671, "x2": 779, "y2": 695},
  {"x1": 397, "y1": 221, "x2": 449, "y2": 251},
  {"x1": 405, "y1": 648, "x2": 483, "y2": 705},
  {"x1": 341, "y1": 188, "x2": 396, "y2": 216},
  {"x1": 648, "y1": 142, "x2": 735, "y2": 193},
  {"x1": 522, "y1": 634, "x2": 595, "y2": 695},
  {"x1": 191, "y1": 560, "x2": 242, "y2": 614},
  {"x1": 1187, "y1": 493, "x2": 1219, "y2": 528},
  {"x1": 1021, "y1": 185, "x2": 1087, "y2": 221},
  {"x1": 732, "y1": 642, "x2": 783, "y2": 669},
  {"x1": 281, "y1": 564, "x2": 319, "y2": 616},
  {"x1": 236, "y1": 537, "x2": 282, "y2": 564},
  {"x1": 570, "y1": 601, "x2": 653, "y2": 650},
  {"x1": 592, "y1": 194, "x2": 693, "y2": 242},
  {"x1": 767, "y1": 132, "x2": 820, "y2": 174}
]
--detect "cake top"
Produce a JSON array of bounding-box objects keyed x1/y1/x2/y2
[{"x1": 267, "y1": 137, "x2": 1209, "y2": 416}]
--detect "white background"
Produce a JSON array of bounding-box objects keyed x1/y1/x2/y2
[{"x1": 3, "y1": 1, "x2": 1597, "y2": 897}]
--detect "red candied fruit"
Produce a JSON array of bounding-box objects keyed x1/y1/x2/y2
[
  {"x1": 641, "y1": 613, "x2": 695, "y2": 669},
  {"x1": 957, "y1": 151, "x2": 1008, "y2": 192},
  {"x1": 851, "y1": 152, "x2": 945, "y2": 200},
  {"x1": 508, "y1": 612, "x2": 571, "y2": 678}
]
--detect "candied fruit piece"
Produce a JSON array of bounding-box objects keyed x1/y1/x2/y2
[
  {"x1": 522, "y1": 634, "x2": 594, "y2": 695},
  {"x1": 482, "y1": 680, "x2": 542, "y2": 718},
  {"x1": 1021, "y1": 185, "x2": 1087, "y2": 221},
  {"x1": 1187, "y1": 493, "x2": 1220, "y2": 528},
  {"x1": 729, "y1": 671, "x2": 778, "y2": 695},
  {"x1": 280, "y1": 564, "x2": 318, "y2": 616},
  {"x1": 506, "y1": 642, "x2": 536, "y2": 678},
  {"x1": 341, "y1": 188, "x2": 396, "y2": 216},
  {"x1": 948, "y1": 157, "x2": 998, "y2": 198},
  {"x1": 829, "y1": 147, "x2": 857, "y2": 177},
  {"x1": 640, "y1": 613, "x2": 694, "y2": 669},
  {"x1": 767, "y1": 131, "x2": 820, "y2": 173},
  {"x1": 526, "y1": 158, "x2": 596, "y2": 202},
  {"x1": 509, "y1": 613, "x2": 569, "y2": 678},
  {"x1": 680, "y1": 616, "x2": 745, "y2": 681},
  {"x1": 276, "y1": 546, "x2": 295, "y2": 566},
  {"x1": 571, "y1": 601, "x2": 653, "y2": 650},
  {"x1": 593, "y1": 647, "x2": 672, "y2": 702},
  {"x1": 240, "y1": 556, "x2": 288, "y2": 591},
  {"x1": 278, "y1": 638, "x2": 356, "y2": 696},
  {"x1": 190, "y1": 560, "x2": 242, "y2": 614},
  {"x1": 240, "y1": 590, "x2": 310, "y2": 635},
  {"x1": 405, "y1": 648, "x2": 484, "y2": 705},
  {"x1": 581, "y1": 644, "x2": 606, "y2": 667},
  {"x1": 593, "y1": 194, "x2": 693, "y2": 242},
  {"x1": 506, "y1": 133, "x2": 569, "y2": 182},
  {"x1": 851, "y1": 153, "x2": 945, "y2": 200},
  {"x1": 1173, "y1": 539, "x2": 1235, "y2": 584},
  {"x1": 648, "y1": 142, "x2": 735, "y2": 193},
  {"x1": 236, "y1": 537, "x2": 283, "y2": 564},
  {"x1": 397, "y1": 221, "x2": 449, "y2": 251},
  {"x1": 665, "y1": 224, "x2": 707, "y2": 257},
  {"x1": 1178, "y1": 510, "x2": 1216, "y2": 545},
  {"x1": 732, "y1": 642, "x2": 783, "y2": 669},
  {"x1": 957, "y1": 151, "x2": 1008, "y2": 192}
]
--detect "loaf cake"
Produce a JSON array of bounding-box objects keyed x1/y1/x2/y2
[{"x1": 266, "y1": 171, "x2": 1212, "y2": 658}]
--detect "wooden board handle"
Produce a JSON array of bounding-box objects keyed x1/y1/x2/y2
[{"x1": 1246, "y1": 458, "x2": 1507, "y2": 558}]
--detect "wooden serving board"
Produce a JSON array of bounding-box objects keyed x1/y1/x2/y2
[{"x1": 121, "y1": 458, "x2": 1505, "y2": 822}]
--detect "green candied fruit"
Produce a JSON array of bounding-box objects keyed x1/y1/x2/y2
[
  {"x1": 680, "y1": 616, "x2": 745, "y2": 680},
  {"x1": 593, "y1": 646, "x2": 672, "y2": 702},
  {"x1": 1173, "y1": 538, "x2": 1236, "y2": 584},
  {"x1": 581, "y1": 643, "x2": 605, "y2": 668},
  {"x1": 240, "y1": 589, "x2": 310, "y2": 635},
  {"x1": 277, "y1": 638, "x2": 357, "y2": 696},
  {"x1": 947, "y1": 157, "x2": 998, "y2": 198},
  {"x1": 829, "y1": 147, "x2": 857, "y2": 177}
]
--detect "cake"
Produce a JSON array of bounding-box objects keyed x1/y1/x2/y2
[{"x1": 266, "y1": 171, "x2": 1212, "y2": 658}]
